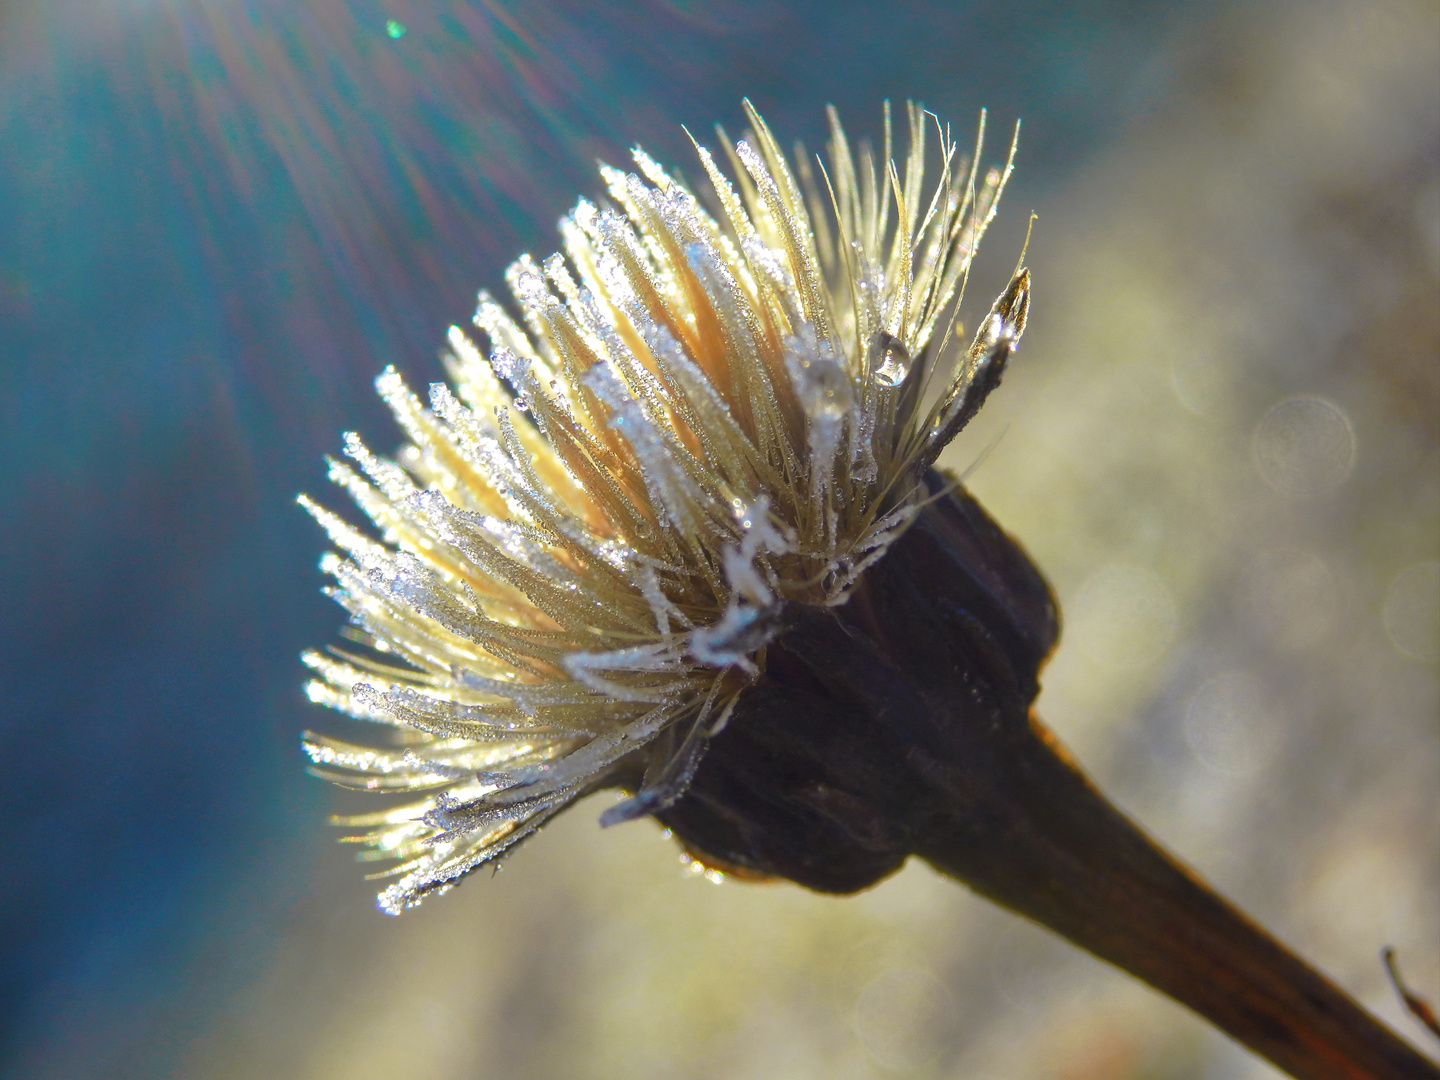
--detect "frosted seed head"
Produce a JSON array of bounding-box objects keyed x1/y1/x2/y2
[{"x1": 301, "y1": 101, "x2": 1021, "y2": 911}]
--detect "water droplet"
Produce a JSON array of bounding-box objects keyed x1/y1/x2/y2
[
  {"x1": 513, "y1": 398, "x2": 529, "y2": 412},
  {"x1": 874, "y1": 350, "x2": 908, "y2": 388}
]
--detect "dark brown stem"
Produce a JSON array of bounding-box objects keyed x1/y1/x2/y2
[
  {"x1": 660, "y1": 474, "x2": 1438, "y2": 1080},
  {"x1": 915, "y1": 712, "x2": 1439, "y2": 1080}
]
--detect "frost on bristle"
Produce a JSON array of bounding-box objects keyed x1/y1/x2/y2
[
  {"x1": 689, "y1": 497, "x2": 791, "y2": 671},
  {"x1": 783, "y1": 324, "x2": 855, "y2": 515},
  {"x1": 582, "y1": 361, "x2": 704, "y2": 537}
]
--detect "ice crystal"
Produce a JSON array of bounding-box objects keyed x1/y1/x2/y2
[{"x1": 302, "y1": 101, "x2": 1029, "y2": 913}]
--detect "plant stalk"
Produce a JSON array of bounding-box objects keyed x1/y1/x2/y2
[{"x1": 915, "y1": 712, "x2": 1438, "y2": 1080}]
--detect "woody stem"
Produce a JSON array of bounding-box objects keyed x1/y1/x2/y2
[{"x1": 914, "y1": 712, "x2": 1438, "y2": 1080}]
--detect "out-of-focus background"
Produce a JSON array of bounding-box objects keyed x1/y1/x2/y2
[{"x1": 1, "y1": 0, "x2": 1436, "y2": 1076}]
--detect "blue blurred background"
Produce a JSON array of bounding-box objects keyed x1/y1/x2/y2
[{"x1": 2, "y1": 2, "x2": 1435, "y2": 1078}]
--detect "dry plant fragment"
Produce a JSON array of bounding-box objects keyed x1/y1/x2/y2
[{"x1": 301, "y1": 101, "x2": 1025, "y2": 915}]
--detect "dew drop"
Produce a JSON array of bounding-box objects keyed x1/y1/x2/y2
[
  {"x1": 873, "y1": 337, "x2": 910, "y2": 388},
  {"x1": 874, "y1": 354, "x2": 907, "y2": 388}
]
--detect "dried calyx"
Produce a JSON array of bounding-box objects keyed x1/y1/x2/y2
[{"x1": 653, "y1": 469, "x2": 1059, "y2": 893}]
